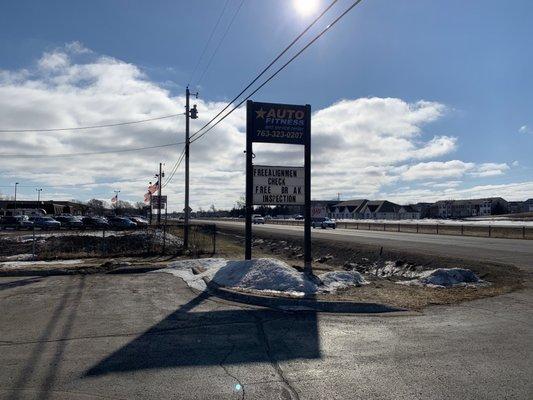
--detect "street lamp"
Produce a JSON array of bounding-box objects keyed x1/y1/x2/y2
[
  {"x1": 14, "y1": 182, "x2": 19, "y2": 213},
  {"x1": 36, "y1": 188, "x2": 43, "y2": 202}
]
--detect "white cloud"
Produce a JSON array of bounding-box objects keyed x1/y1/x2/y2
[
  {"x1": 381, "y1": 181, "x2": 533, "y2": 204},
  {"x1": 399, "y1": 161, "x2": 510, "y2": 181},
  {"x1": 470, "y1": 163, "x2": 509, "y2": 177},
  {"x1": 518, "y1": 125, "x2": 530, "y2": 134},
  {"x1": 0, "y1": 44, "x2": 523, "y2": 209},
  {"x1": 400, "y1": 160, "x2": 474, "y2": 181}
]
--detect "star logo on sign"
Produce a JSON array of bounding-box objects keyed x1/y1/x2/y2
[{"x1": 255, "y1": 108, "x2": 266, "y2": 119}]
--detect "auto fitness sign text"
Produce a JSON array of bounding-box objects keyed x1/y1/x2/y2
[
  {"x1": 253, "y1": 165, "x2": 304, "y2": 205},
  {"x1": 250, "y1": 102, "x2": 308, "y2": 145}
]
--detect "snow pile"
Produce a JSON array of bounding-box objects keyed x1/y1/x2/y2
[
  {"x1": 319, "y1": 271, "x2": 367, "y2": 291},
  {"x1": 4, "y1": 253, "x2": 34, "y2": 261},
  {"x1": 399, "y1": 268, "x2": 482, "y2": 288},
  {"x1": 158, "y1": 258, "x2": 367, "y2": 296},
  {"x1": 0, "y1": 259, "x2": 84, "y2": 270},
  {"x1": 369, "y1": 260, "x2": 423, "y2": 279}
]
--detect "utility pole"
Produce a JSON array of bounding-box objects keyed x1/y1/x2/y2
[
  {"x1": 157, "y1": 163, "x2": 163, "y2": 224},
  {"x1": 184, "y1": 87, "x2": 198, "y2": 249},
  {"x1": 114, "y1": 190, "x2": 120, "y2": 215},
  {"x1": 36, "y1": 188, "x2": 42, "y2": 202},
  {"x1": 14, "y1": 182, "x2": 19, "y2": 213}
]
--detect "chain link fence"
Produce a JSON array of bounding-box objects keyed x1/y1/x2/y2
[{"x1": 0, "y1": 223, "x2": 216, "y2": 261}]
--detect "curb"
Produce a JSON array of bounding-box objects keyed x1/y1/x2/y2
[{"x1": 200, "y1": 275, "x2": 408, "y2": 314}]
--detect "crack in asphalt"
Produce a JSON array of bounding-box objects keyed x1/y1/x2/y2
[
  {"x1": 253, "y1": 316, "x2": 301, "y2": 400},
  {"x1": 219, "y1": 344, "x2": 245, "y2": 400}
]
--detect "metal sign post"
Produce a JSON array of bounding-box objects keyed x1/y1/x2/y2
[{"x1": 245, "y1": 100, "x2": 312, "y2": 273}]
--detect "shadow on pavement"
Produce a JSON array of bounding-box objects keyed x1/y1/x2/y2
[
  {"x1": 85, "y1": 291, "x2": 320, "y2": 376},
  {"x1": 0, "y1": 277, "x2": 43, "y2": 291},
  {"x1": 7, "y1": 276, "x2": 86, "y2": 400}
]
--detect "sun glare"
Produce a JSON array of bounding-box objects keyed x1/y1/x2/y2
[{"x1": 293, "y1": 0, "x2": 320, "y2": 17}]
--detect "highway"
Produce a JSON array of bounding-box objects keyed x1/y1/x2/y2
[{"x1": 207, "y1": 220, "x2": 533, "y2": 271}]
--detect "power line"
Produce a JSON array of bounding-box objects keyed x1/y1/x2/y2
[
  {"x1": 0, "y1": 141, "x2": 185, "y2": 158},
  {"x1": 162, "y1": 147, "x2": 186, "y2": 188},
  {"x1": 189, "y1": 0, "x2": 339, "y2": 142},
  {"x1": 191, "y1": 0, "x2": 364, "y2": 144},
  {"x1": 188, "y1": 0, "x2": 231, "y2": 87},
  {"x1": 0, "y1": 178, "x2": 153, "y2": 189},
  {"x1": 0, "y1": 113, "x2": 185, "y2": 133},
  {"x1": 195, "y1": 0, "x2": 245, "y2": 88}
]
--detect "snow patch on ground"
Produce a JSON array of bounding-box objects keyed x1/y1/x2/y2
[
  {"x1": 398, "y1": 268, "x2": 482, "y2": 288},
  {"x1": 0, "y1": 259, "x2": 84, "y2": 269},
  {"x1": 319, "y1": 271, "x2": 367, "y2": 291},
  {"x1": 4, "y1": 253, "x2": 35, "y2": 261},
  {"x1": 335, "y1": 218, "x2": 532, "y2": 227},
  {"x1": 158, "y1": 258, "x2": 367, "y2": 296}
]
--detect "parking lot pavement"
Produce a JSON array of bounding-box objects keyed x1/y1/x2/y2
[{"x1": 0, "y1": 272, "x2": 531, "y2": 400}]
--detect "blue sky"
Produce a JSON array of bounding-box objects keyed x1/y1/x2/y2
[{"x1": 0, "y1": 0, "x2": 531, "y2": 209}]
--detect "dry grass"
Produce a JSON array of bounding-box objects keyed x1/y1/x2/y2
[{"x1": 212, "y1": 228, "x2": 525, "y2": 310}]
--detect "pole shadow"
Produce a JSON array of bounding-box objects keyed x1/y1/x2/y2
[{"x1": 84, "y1": 290, "x2": 320, "y2": 376}]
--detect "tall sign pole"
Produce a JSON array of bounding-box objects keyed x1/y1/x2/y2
[
  {"x1": 245, "y1": 100, "x2": 312, "y2": 273},
  {"x1": 303, "y1": 104, "x2": 312, "y2": 273},
  {"x1": 245, "y1": 101, "x2": 253, "y2": 260},
  {"x1": 184, "y1": 87, "x2": 190, "y2": 249},
  {"x1": 157, "y1": 162, "x2": 163, "y2": 224}
]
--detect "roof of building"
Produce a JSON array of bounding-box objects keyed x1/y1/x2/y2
[
  {"x1": 331, "y1": 199, "x2": 368, "y2": 213},
  {"x1": 361, "y1": 200, "x2": 401, "y2": 214},
  {"x1": 399, "y1": 205, "x2": 417, "y2": 213}
]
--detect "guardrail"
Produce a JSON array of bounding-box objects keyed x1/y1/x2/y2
[{"x1": 208, "y1": 218, "x2": 533, "y2": 240}]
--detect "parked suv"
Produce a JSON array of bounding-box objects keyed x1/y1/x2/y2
[
  {"x1": 29, "y1": 216, "x2": 61, "y2": 230},
  {"x1": 55, "y1": 215, "x2": 84, "y2": 229},
  {"x1": 252, "y1": 214, "x2": 265, "y2": 224},
  {"x1": 311, "y1": 217, "x2": 336, "y2": 229},
  {"x1": 82, "y1": 216, "x2": 109, "y2": 229},
  {"x1": 108, "y1": 217, "x2": 137, "y2": 230},
  {"x1": 0, "y1": 215, "x2": 34, "y2": 230}
]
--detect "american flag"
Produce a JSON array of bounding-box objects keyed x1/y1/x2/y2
[
  {"x1": 111, "y1": 195, "x2": 118, "y2": 204},
  {"x1": 148, "y1": 180, "x2": 159, "y2": 194},
  {"x1": 144, "y1": 192, "x2": 151, "y2": 204}
]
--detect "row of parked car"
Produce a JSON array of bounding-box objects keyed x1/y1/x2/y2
[{"x1": 0, "y1": 215, "x2": 149, "y2": 230}]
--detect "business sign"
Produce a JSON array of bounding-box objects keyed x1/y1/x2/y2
[
  {"x1": 151, "y1": 195, "x2": 167, "y2": 208},
  {"x1": 311, "y1": 205, "x2": 327, "y2": 218},
  {"x1": 249, "y1": 101, "x2": 310, "y2": 145},
  {"x1": 253, "y1": 165, "x2": 304, "y2": 205},
  {"x1": 246, "y1": 100, "x2": 311, "y2": 268}
]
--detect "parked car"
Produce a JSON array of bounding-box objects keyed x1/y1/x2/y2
[
  {"x1": 128, "y1": 216, "x2": 149, "y2": 228},
  {"x1": 55, "y1": 215, "x2": 84, "y2": 229},
  {"x1": 294, "y1": 215, "x2": 304, "y2": 220},
  {"x1": 82, "y1": 216, "x2": 109, "y2": 229},
  {"x1": 311, "y1": 217, "x2": 336, "y2": 229},
  {"x1": 29, "y1": 216, "x2": 61, "y2": 230},
  {"x1": 107, "y1": 217, "x2": 137, "y2": 229},
  {"x1": 252, "y1": 214, "x2": 265, "y2": 224},
  {"x1": 0, "y1": 215, "x2": 34, "y2": 230}
]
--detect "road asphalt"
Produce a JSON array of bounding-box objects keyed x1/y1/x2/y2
[
  {"x1": 0, "y1": 272, "x2": 531, "y2": 399},
  {"x1": 208, "y1": 220, "x2": 533, "y2": 271},
  {"x1": 0, "y1": 221, "x2": 531, "y2": 399}
]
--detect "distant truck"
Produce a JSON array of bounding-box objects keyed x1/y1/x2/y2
[{"x1": 252, "y1": 214, "x2": 265, "y2": 224}]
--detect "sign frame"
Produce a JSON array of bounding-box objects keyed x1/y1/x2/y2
[
  {"x1": 150, "y1": 195, "x2": 167, "y2": 209},
  {"x1": 245, "y1": 100, "x2": 312, "y2": 273}
]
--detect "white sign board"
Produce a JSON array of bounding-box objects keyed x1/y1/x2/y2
[{"x1": 253, "y1": 165, "x2": 304, "y2": 205}]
